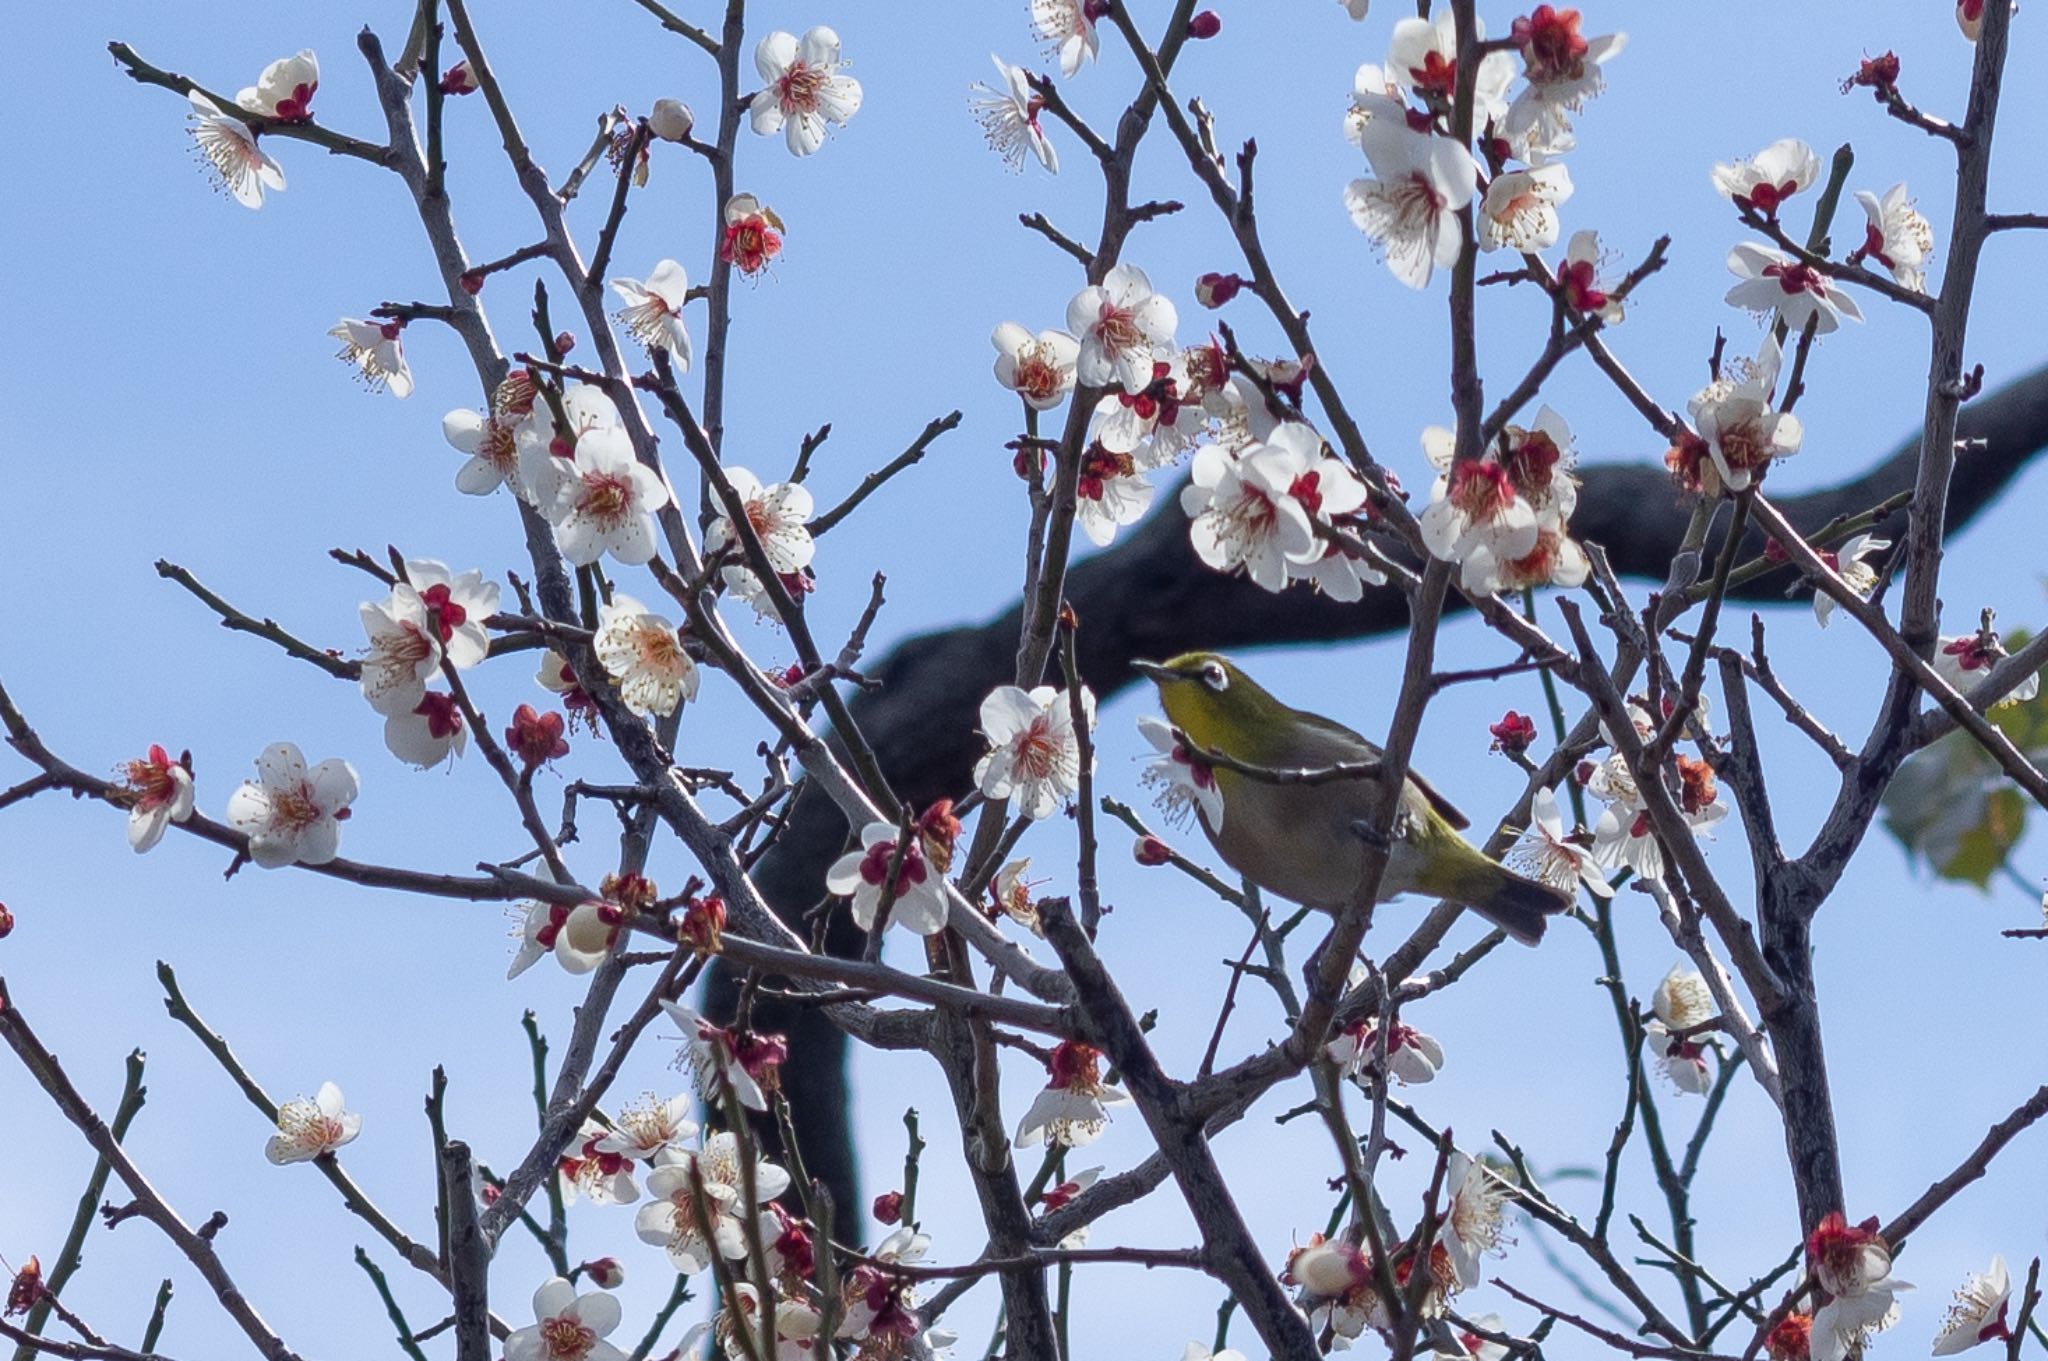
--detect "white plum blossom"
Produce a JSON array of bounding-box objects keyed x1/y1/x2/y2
[
  {"x1": 1479, "y1": 163, "x2": 1574, "y2": 252},
  {"x1": 1933, "y1": 627, "x2": 2042, "y2": 706},
  {"x1": 515, "y1": 384, "x2": 620, "y2": 508},
  {"x1": 974, "y1": 684, "x2": 1094, "y2": 819},
  {"x1": 611, "y1": 260, "x2": 693, "y2": 366},
  {"x1": 706, "y1": 468, "x2": 815, "y2": 576},
  {"x1": 558, "y1": 1119, "x2": 640, "y2": 1205},
  {"x1": 635, "y1": 1133, "x2": 790, "y2": 1274},
  {"x1": 1185, "y1": 423, "x2": 1368, "y2": 594},
  {"x1": 1807, "y1": 1213, "x2": 1910, "y2": 1361},
  {"x1": 1585, "y1": 755, "x2": 1662, "y2": 882},
  {"x1": 548, "y1": 427, "x2": 671, "y2": 566},
  {"x1": 1068, "y1": 264, "x2": 1178, "y2": 390},
  {"x1": 1688, "y1": 336, "x2": 1801, "y2": 492},
  {"x1": 1030, "y1": 0, "x2": 1099, "y2": 77},
  {"x1": 1645, "y1": 964, "x2": 1715, "y2": 1095},
  {"x1": 1558, "y1": 229, "x2": 1625, "y2": 323},
  {"x1": 236, "y1": 50, "x2": 319, "y2": 120},
  {"x1": 1459, "y1": 523, "x2": 1589, "y2": 596},
  {"x1": 992, "y1": 323, "x2": 1080, "y2": 409},
  {"x1": 265, "y1": 1081, "x2": 361, "y2": 1164},
  {"x1": 1016, "y1": 1041, "x2": 1131, "y2": 1147},
  {"x1": 825, "y1": 823, "x2": 950, "y2": 936},
  {"x1": 505, "y1": 1278, "x2": 627, "y2": 1361},
  {"x1": 359, "y1": 588, "x2": 440, "y2": 717},
  {"x1": 330, "y1": 319, "x2": 412, "y2": 398},
  {"x1": 187, "y1": 91, "x2": 286, "y2": 208},
  {"x1": 660, "y1": 1001, "x2": 771, "y2": 1113},
  {"x1": 120, "y1": 745, "x2": 195, "y2": 853},
  {"x1": 1418, "y1": 432, "x2": 1540, "y2": 578},
  {"x1": 1345, "y1": 119, "x2": 1479, "y2": 290},
  {"x1": 1507, "y1": 786, "x2": 1611, "y2": 899},
  {"x1": 1090, "y1": 354, "x2": 1206, "y2": 465},
  {"x1": 593, "y1": 594, "x2": 698, "y2": 717},
  {"x1": 750, "y1": 28, "x2": 862, "y2": 157},
  {"x1": 1328, "y1": 1016, "x2": 1445, "y2": 1084},
  {"x1": 407, "y1": 560, "x2": 498, "y2": 669},
  {"x1": 1075, "y1": 446, "x2": 1155, "y2": 547},
  {"x1": 1711, "y1": 137, "x2": 1820, "y2": 219},
  {"x1": 384, "y1": 691, "x2": 467, "y2": 768},
  {"x1": 1932, "y1": 1256, "x2": 2012, "y2": 1355},
  {"x1": 1437, "y1": 1151, "x2": 1513, "y2": 1290},
  {"x1": 1343, "y1": 63, "x2": 1406, "y2": 149},
  {"x1": 1812, "y1": 533, "x2": 1888, "y2": 627},
  {"x1": 1852, "y1": 183, "x2": 1934, "y2": 292},
  {"x1": 594, "y1": 1092, "x2": 699, "y2": 1164},
  {"x1": 443, "y1": 406, "x2": 522, "y2": 496},
  {"x1": 1137, "y1": 715, "x2": 1224, "y2": 831},
  {"x1": 1503, "y1": 7, "x2": 1625, "y2": 161},
  {"x1": 971, "y1": 55, "x2": 1056, "y2": 173},
  {"x1": 1725, "y1": 242, "x2": 1864, "y2": 336},
  {"x1": 226, "y1": 742, "x2": 358, "y2": 868},
  {"x1": 1386, "y1": 12, "x2": 1514, "y2": 125}
]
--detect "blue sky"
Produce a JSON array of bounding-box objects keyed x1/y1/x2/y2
[{"x1": 6, "y1": 1, "x2": 2048, "y2": 1357}]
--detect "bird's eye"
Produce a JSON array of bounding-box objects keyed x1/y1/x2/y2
[{"x1": 1201, "y1": 662, "x2": 1228, "y2": 692}]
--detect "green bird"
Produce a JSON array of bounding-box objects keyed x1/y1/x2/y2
[{"x1": 1133, "y1": 651, "x2": 1569, "y2": 945}]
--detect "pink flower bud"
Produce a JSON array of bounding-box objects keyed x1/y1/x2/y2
[
  {"x1": 0, "y1": 902, "x2": 13, "y2": 940},
  {"x1": 1188, "y1": 10, "x2": 1222, "y2": 38},
  {"x1": 582, "y1": 1257, "x2": 625, "y2": 1289},
  {"x1": 459, "y1": 271, "x2": 484, "y2": 296},
  {"x1": 1133, "y1": 836, "x2": 1172, "y2": 867},
  {"x1": 1194, "y1": 271, "x2": 1244, "y2": 308},
  {"x1": 553, "y1": 331, "x2": 577, "y2": 356},
  {"x1": 439, "y1": 60, "x2": 477, "y2": 96},
  {"x1": 872, "y1": 1191, "x2": 904, "y2": 1224}
]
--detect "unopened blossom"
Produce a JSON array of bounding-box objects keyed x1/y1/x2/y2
[
  {"x1": 750, "y1": 28, "x2": 862, "y2": 157},
  {"x1": 1092, "y1": 355, "x2": 1205, "y2": 465},
  {"x1": 972, "y1": 54, "x2": 1057, "y2": 173},
  {"x1": 1030, "y1": 0, "x2": 1099, "y2": 77},
  {"x1": 1645, "y1": 963, "x2": 1715, "y2": 1094},
  {"x1": 720, "y1": 194, "x2": 785, "y2": 276},
  {"x1": 1712, "y1": 138, "x2": 1821, "y2": 219},
  {"x1": 330, "y1": 319, "x2": 413, "y2": 398},
  {"x1": 1286, "y1": 1236, "x2": 1387, "y2": 1341},
  {"x1": 974, "y1": 684, "x2": 1094, "y2": 819},
  {"x1": 1558, "y1": 229, "x2": 1624, "y2": 323},
  {"x1": 236, "y1": 50, "x2": 319, "y2": 121},
  {"x1": 1765, "y1": 1314, "x2": 1813, "y2": 1361},
  {"x1": 1186, "y1": 422, "x2": 1368, "y2": 592},
  {"x1": 992, "y1": 323, "x2": 1080, "y2": 409},
  {"x1": 991, "y1": 858, "x2": 1046, "y2": 934},
  {"x1": 1504, "y1": 7, "x2": 1625, "y2": 160},
  {"x1": 1438, "y1": 1151, "x2": 1514, "y2": 1289},
  {"x1": 385, "y1": 690, "x2": 467, "y2": 768},
  {"x1": 227, "y1": 742, "x2": 357, "y2": 868},
  {"x1": 1688, "y1": 336, "x2": 1801, "y2": 492},
  {"x1": 661, "y1": 1001, "x2": 779, "y2": 1112},
  {"x1": 649, "y1": 98, "x2": 693, "y2": 141},
  {"x1": 1418, "y1": 439, "x2": 1540, "y2": 576},
  {"x1": 556, "y1": 902, "x2": 627, "y2": 974},
  {"x1": 593, "y1": 1093, "x2": 698, "y2": 1163},
  {"x1": 187, "y1": 91, "x2": 286, "y2": 208},
  {"x1": 1934, "y1": 626, "x2": 2041, "y2": 706},
  {"x1": 1491, "y1": 711, "x2": 1538, "y2": 756},
  {"x1": 1479, "y1": 163, "x2": 1574, "y2": 253},
  {"x1": 1851, "y1": 184, "x2": 1934, "y2": 292},
  {"x1": 1194, "y1": 272, "x2": 1243, "y2": 308},
  {"x1": 265, "y1": 1081, "x2": 361, "y2": 1163},
  {"x1": 826, "y1": 823, "x2": 950, "y2": 936},
  {"x1": 1726, "y1": 243, "x2": 1864, "y2": 337},
  {"x1": 706, "y1": 468, "x2": 815, "y2": 577},
  {"x1": 1508, "y1": 786, "x2": 1611, "y2": 899},
  {"x1": 1345, "y1": 119, "x2": 1480, "y2": 290},
  {"x1": 559, "y1": 1120, "x2": 640, "y2": 1205},
  {"x1": 1074, "y1": 445, "x2": 1155, "y2": 547},
  {"x1": 1806, "y1": 1212, "x2": 1909, "y2": 1361},
  {"x1": 593, "y1": 594, "x2": 697, "y2": 718},
  {"x1": 1328, "y1": 1017, "x2": 1445, "y2": 1084},
  {"x1": 120, "y1": 744, "x2": 195, "y2": 852},
  {"x1": 1136, "y1": 715, "x2": 1224, "y2": 831},
  {"x1": 548, "y1": 427, "x2": 672, "y2": 566},
  {"x1": 1959, "y1": 0, "x2": 1989, "y2": 40},
  {"x1": 1812, "y1": 533, "x2": 1888, "y2": 627},
  {"x1": 505, "y1": 1277, "x2": 627, "y2": 1361},
  {"x1": 1068, "y1": 264, "x2": 1179, "y2": 390},
  {"x1": 1932, "y1": 1256, "x2": 2011, "y2": 1354},
  {"x1": 1016, "y1": 1040, "x2": 1131, "y2": 1147},
  {"x1": 636, "y1": 1132, "x2": 791, "y2": 1274},
  {"x1": 438, "y1": 60, "x2": 476, "y2": 94},
  {"x1": 444, "y1": 405, "x2": 522, "y2": 497},
  {"x1": 611, "y1": 260, "x2": 693, "y2": 365}
]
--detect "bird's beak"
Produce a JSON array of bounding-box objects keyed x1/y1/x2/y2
[{"x1": 1131, "y1": 659, "x2": 1176, "y2": 683}]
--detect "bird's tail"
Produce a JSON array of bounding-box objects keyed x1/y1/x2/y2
[{"x1": 1425, "y1": 845, "x2": 1572, "y2": 946}]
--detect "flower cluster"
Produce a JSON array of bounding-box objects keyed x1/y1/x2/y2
[{"x1": 1417, "y1": 408, "x2": 1589, "y2": 595}]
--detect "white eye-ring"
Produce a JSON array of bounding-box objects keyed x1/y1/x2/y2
[{"x1": 1201, "y1": 661, "x2": 1228, "y2": 691}]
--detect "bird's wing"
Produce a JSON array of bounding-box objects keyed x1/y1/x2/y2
[{"x1": 1288, "y1": 711, "x2": 1472, "y2": 831}]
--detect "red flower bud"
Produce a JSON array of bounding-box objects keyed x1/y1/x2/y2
[
  {"x1": 1134, "y1": 835, "x2": 1172, "y2": 866},
  {"x1": 1488, "y1": 710, "x2": 1538, "y2": 756},
  {"x1": 1083, "y1": 0, "x2": 1114, "y2": 18},
  {"x1": 1013, "y1": 446, "x2": 1046, "y2": 481},
  {"x1": 1194, "y1": 271, "x2": 1244, "y2": 308},
  {"x1": 506, "y1": 704, "x2": 570, "y2": 770},
  {"x1": 439, "y1": 60, "x2": 478, "y2": 96},
  {"x1": 1188, "y1": 10, "x2": 1222, "y2": 37},
  {"x1": 459, "y1": 271, "x2": 484, "y2": 295},
  {"x1": 5, "y1": 1256, "x2": 41, "y2": 1318},
  {"x1": 680, "y1": 895, "x2": 726, "y2": 956},
  {"x1": 581, "y1": 1257, "x2": 625, "y2": 1289},
  {"x1": 872, "y1": 1191, "x2": 905, "y2": 1224},
  {"x1": 553, "y1": 331, "x2": 577, "y2": 356},
  {"x1": 0, "y1": 902, "x2": 13, "y2": 940},
  {"x1": 1843, "y1": 51, "x2": 1900, "y2": 94}
]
